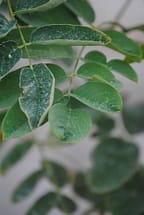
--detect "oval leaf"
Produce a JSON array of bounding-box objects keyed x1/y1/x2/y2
[
  {"x1": 31, "y1": 24, "x2": 111, "y2": 46},
  {"x1": 85, "y1": 50, "x2": 107, "y2": 64},
  {"x1": 71, "y1": 82, "x2": 122, "y2": 112},
  {"x1": 47, "y1": 64, "x2": 67, "y2": 84},
  {"x1": 19, "y1": 64, "x2": 55, "y2": 129},
  {"x1": 58, "y1": 195, "x2": 77, "y2": 213},
  {"x1": 88, "y1": 138, "x2": 139, "y2": 193},
  {"x1": 0, "y1": 14, "x2": 16, "y2": 39},
  {"x1": 49, "y1": 103, "x2": 92, "y2": 143},
  {"x1": 108, "y1": 59, "x2": 138, "y2": 82},
  {"x1": 0, "y1": 41, "x2": 21, "y2": 79}
]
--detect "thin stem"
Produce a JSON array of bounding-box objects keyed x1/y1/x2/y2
[{"x1": 7, "y1": 0, "x2": 14, "y2": 19}]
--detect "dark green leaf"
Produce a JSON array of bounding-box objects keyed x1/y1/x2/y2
[
  {"x1": 2, "y1": 101, "x2": 31, "y2": 139},
  {"x1": 122, "y1": 103, "x2": 144, "y2": 134},
  {"x1": 108, "y1": 59, "x2": 138, "y2": 82},
  {"x1": 43, "y1": 160, "x2": 68, "y2": 187},
  {"x1": 84, "y1": 50, "x2": 107, "y2": 64},
  {"x1": 88, "y1": 138, "x2": 139, "y2": 193},
  {"x1": 12, "y1": 170, "x2": 44, "y2": 202},
  {"x1": 58, "y1": 195, "x2": 77, "y2": 213},
  {"x1": 0, "y1": 14, "x2": 16, "y2": 39},
  {"x1": 53, "y1": 88, "x2": 64, "y2": 104},
  {"x1": 105, "y1": 30, "x2": 142, "y2": 61},
  {"x1": 19, "y1": 64, "x2": 55, "y2": 129},
  {"x1": 0, "y1": 140, "x2": 33, "y2": 173},
  {"x1": 0, "y1": 70, "x2": 20, "y2": 109},
  {"x1": 47, "y1": 64, "x2": 67, "y2": 85},
  {"x1": 31, "y1": 24, "x2": 111, "y2": 46},
  {"x1": 77, "y1": 62, "x2": 123, "y2": 90},
  {"x1": 49, "y1": 103, "x2": 92, "y2": 143},
  {"x1": 71, "y1": 82, "x2": 122, "y2": 112},
  {"x1": 65, "y1": 0, "x2": 95, "y2": 23},
  {"x1": 0, "y1": 41, "x2": 21, "y2": 79}
]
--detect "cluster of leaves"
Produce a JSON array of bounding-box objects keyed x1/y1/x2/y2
[{"x1": 0, "y1": 0, "x2": 143, "y2": 143}]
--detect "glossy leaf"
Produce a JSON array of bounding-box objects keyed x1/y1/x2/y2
[
  {"x1": 89, "y1": 138, "x2": 139, "y2": 193},
  {"x1": 77, "y1": 62, "x2": 123, "y2": 90},
  {"x1": 2, "y1": 101, "x2": 31, "y2": 139},
  {"x1": 49, "y1": 103, "x2": 92, "y2": 143},
  {"x1": 108, "y1": 59, "x2": 138, "y2": 82},
  {"x1": 47, "y1": 64, "x2": 67, "y2": 84},
  {"x1": 43, "y1": 160, "x2": 68, "y2": 187},
  {"x1": 17, "y1": 4, "x2": 80, "y2": 26},
  {"x1": 0, "y1": 41, "x2": 21, "y2": 79},
  {"x1": 105, "y1": 30, "x2": 142, "y2": 61},
  {"x1": 122, "y1": 103, "x2": 144, "y2": 134},
  {"x1": 65, "y1": 0, "x2": 95, "y2": 23},
  {"x1": 84, "y1": 50, "x2": 107, "y2": 64},
  {"x1": 0, "y1": 70, "x2": 20, "y2": 109},
  {"x1": 58, "y1": 195, "x2": 77, "y2": 213},
  {"x1": 12, "y1": 170, "x2": 44, "y2": 202},
  {"x1": 0, "y1": 14, "x2": 16, "y2": 39},
  {"x1": 71, "y1": 82, "x2": 122, "y2": 112},
  {"x1": 31, "y1": 24, "x2": 111, "y2": 46},
  {"x1": 0, "y1": 140, "x2": 33, "y2": 173},
  {"x1": 15, "y1": 0, "x2": 66, "y2": 13},
  {"x1": 19, "y1": 64, "x2": 55, "y2": 129},
  {"x1": 107, "y1": 169, "x2": 144, "y2": 215}
]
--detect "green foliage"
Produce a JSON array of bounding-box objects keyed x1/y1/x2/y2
[{"x1": 0, "y1": 14, "x2": 16, "y2": 39}]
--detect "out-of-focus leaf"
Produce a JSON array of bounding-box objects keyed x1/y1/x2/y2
[
  {"x1": 84, "y1": 50, "x2": 107, "y2": 64},
  {"x1": 47, "y1": 64, "x2": 67, "y2": 85}
]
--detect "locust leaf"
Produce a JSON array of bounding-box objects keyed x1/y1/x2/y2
[
  {"x1": 71, "y1": 82, "x2": 122, "y2": 112},
  {"x1": 31, "y1": 24, "x2": 111, "y2": 46},
  {"x1": 0, "y1": 41, "x2": 21, "y2": 79},
  {"x1": 19, "y1": 64, "x2": 55, "y2": 129},
  {"x1": 0, "y1": 14, "x2": 16, "y2": 39},
  {"x1": 84, "y1": 50, "x2": 107, "y2": 64},
  {"x1": 58, "y1": 195, "x2": 77, "y2": 213},
  {"x1": 15, "y1": 0, "x2": 67, "y2": 14},
  {"x1": 49, "y1": 103, "x2": 92, "y2": 143}
]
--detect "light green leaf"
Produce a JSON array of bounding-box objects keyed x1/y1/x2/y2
[
  {"x1": 58, "y1": 195, "x2": 77, "y2": 213},
  {"x1": 0, "y1": 14, "x2": 16, "y2": 39},
  {"x1": 84, "y1": 50, "x2": 107, "y2": 64},
  {"x1": 77, "y1": 62, "x2": 123, "y2": 90},
  {"x1": 0, "y1": 140, "x2": 33, "y2": 173},
  {"x1": 15, "y1": 0, "x2": 66, "y2": 14},
  {"x1": 19, "y1": 64, "x2": 55, "y2": 129},
  {"x1": 47, "y1": 64, "x2": 67, "y2": 84},
  {"x1": 49, "y1": 103, "x2": 92, "y2": 143},
  {"x1": 17, "y1": 4, "x2": 80, "y2": 26},
  {"x1": 12, "y1": 170, "x2": 44, "y2": 202},
  {"x1": 65, "y1": 0, "x2": 95, "y2": 23},
  {"x1": 108, "y1": 59, "x2": 138, "y2": 82},
  {"x1": 31, "y1": 24, "x2": 111, "y2": 46},
  {"x1": 0, "y1": 70, "x2": 20, "y2": 109},
  {"x1": 105, "y1": 30, "x2": 142, "y2": 61},
  {"x1": 0, "y1": 41, "x2": 21, "y2": 79},
  {"x1": 88, "y1": 138, "x2": 139, "y2": 193},
  {"x1": 2, "y1": 101, "x2": 31, "y2": 139},
  {"x1": 71, "y1": 82, "x2": 122, "y2": 112}
]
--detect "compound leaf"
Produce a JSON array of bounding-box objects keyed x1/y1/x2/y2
[{"x1": 0, "y1": 14, "x2": 16, "y2": 39}]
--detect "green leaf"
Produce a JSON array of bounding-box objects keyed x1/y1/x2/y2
[
  {"x1": 65, "y1": 0, "x2": 95, "y2": 23},
  {"x1": 58, "y1": 195, "x2": 77, "y2": 213},
  {"x1": 88, "y1": 138, "x2": 139, "y2": 193},
  {"x1": 53, "y1": 88, "x2": 64, "y2": 104},
  {"x1": 17, "y1": 4, "x2": 80, "y2": 26},
  {"x1": 43, "y1": 160, "x2": 68, "y2": 187},
  {"x1": 84, "y1": 50, "x2": 107, "y2": 64},
  {"x1": 105, "y1": 30, "x2": 142, "y2": 61},
  {"x1": 71, "y1": 82, "x2": 122, "y2": 112},
  {"x1": 0, "y1": 14, "x2": 16, "y2": 39},
  {"x1": 15, "y1": 0, "x2": 67, "y2": 13},
  {"x1": 108, "y1": 59, "x2": 138, "y2": 82},
  {"x1": 0, "y1": 41, "x2": 21, "y2": 79},
  {"x1": 2, "y1": 101, "x2": 31, "y2": 139},
  {"x1": 19, "y1": 64, "x2": 55, "y2": 129},
  {"x1": 122, "y1": 103, "x2": 144, "y2": 134},
  {"x1": 12, "y1": 170, "x2": 44, "y2": 202},
  {"x1": 77, "y1": 62, "x2": 123, "y2": 90},
  {"x1": 0, "y1": 140, "x2": 33, "y2": 173},
  {"x1": 107, "y1": 169, "x2": 144, "y2": 215},
  {"x1": 31, "y1": 24, "x2": 111, "y2": 46},
  {"x1": 0, "y1": 70, "x2": 20, "y2": 109},
  {"x1": 47, "y1": 64, "x2": 67, "y2": 85},
  {"x1": 49, "y1": 103, "x2": 92, "y2": 143},
  {"x1": 26, "y1": 192, "x2": 58, "y2": 215}
]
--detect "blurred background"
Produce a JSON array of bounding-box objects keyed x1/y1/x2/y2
[{"x1": 0, "y1": 0, "x2": 144, "y2": 214}]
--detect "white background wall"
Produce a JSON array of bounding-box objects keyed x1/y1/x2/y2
[{"x1": 0, "y1": 0, "x2": 144, "y2": 215}]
